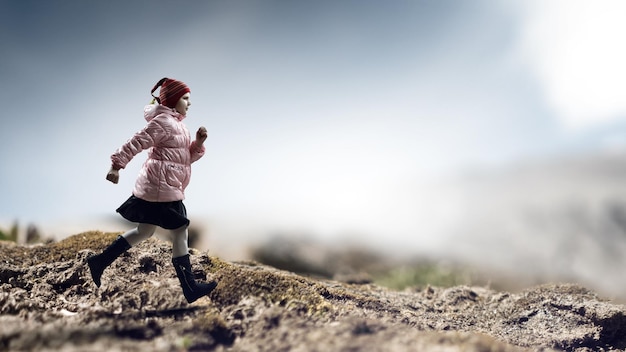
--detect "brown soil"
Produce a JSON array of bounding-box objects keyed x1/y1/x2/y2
[{"x1": 1, "y1": 231, "x2": 625, "y2": 351}]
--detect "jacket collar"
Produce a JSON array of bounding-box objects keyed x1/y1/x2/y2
[{"x1": 144, "y1": 104, "x2": 186, "y2": 122}]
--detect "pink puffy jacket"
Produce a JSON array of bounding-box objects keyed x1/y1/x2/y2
[{"x1": 111, "y1": 104, "x2": 205, "y2": 202}]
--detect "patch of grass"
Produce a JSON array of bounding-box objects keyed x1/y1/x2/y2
[
  {"x1": 0, "y1": 225, "x2": 18, "y2": 242},
  {"x1": 0, "y1": 231, "x2": 11, "y2": 242},
  {"x1": 373, "y1": 262, "x2": 472, "y2": 290}
]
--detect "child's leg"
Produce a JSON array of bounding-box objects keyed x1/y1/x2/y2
[
  {"x1": 122, "y1": 223, "x2": 157, "y2": 246},
  {"x1": 87, "y1": 223, "x2": 156, "y2": 288},
  {"x1": 170, "y1": 225, "x2": 189, "y2": 258},
  {"x1": 169, "y1": 225, "x2": 217, "y2": 303},
  {"x1": 87, "y1": 235, "x2": 132, "y2": 287}
]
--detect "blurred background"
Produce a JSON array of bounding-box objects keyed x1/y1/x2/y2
[{"x1": 2, "y1": 0, "x2": 626, "y2": 299}]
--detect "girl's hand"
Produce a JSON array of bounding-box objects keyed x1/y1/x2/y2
[
  {"x1": 196, "y1": 127, "x2": 208, "y2": 145},
  {"x1": 106, "y1": 167, "x2": 120, "y2": 184}
]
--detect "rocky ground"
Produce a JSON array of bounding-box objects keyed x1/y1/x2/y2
[{"x1": 1, "y1": 231, "x2": 626, "y2": 351}]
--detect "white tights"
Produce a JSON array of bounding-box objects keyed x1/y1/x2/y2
[{"x1": 122, "y1": 223, "x2": 189, "y2": 258}]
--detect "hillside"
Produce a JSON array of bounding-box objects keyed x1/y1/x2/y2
[{"x1": 1, "y1": 231, "x2": 626, "y2": 351}]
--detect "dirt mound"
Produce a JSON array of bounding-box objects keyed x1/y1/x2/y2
[{"x1": 1, "y1": 231, "x2": 625, "y2": 351}]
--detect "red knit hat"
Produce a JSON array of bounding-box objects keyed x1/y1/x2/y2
[{"x1": 151, "y1": 77, "x2": 190, "y2": 108}]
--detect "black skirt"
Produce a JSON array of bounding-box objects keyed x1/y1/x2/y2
[{"x1": 116, "y1": 195, "x2": 190, "y2": 230}]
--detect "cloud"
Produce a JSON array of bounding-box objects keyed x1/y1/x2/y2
[{"x1": 517, "y1": 0, "x2": 626, "y2": 130}]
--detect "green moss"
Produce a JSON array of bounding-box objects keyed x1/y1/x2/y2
[
  {"x1": 177, "y1": 336, "x2": 193, "y2": 350},
  {"x1": 0, "y1": 231, "x2": 120, "y2": 266},
  {"x1": 204, "y1": 258, "x2": 338, "y2": 315},
  {"x1": 202, "y1": 255, "x2": 402, "y2": 318}
]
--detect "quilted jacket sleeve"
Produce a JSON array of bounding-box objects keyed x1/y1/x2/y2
[
  {"x1": 111, "y1": 119, "x2": 168, "y2": 169},
  {"x1": 189, "y1": 140, "x2": 205, "y2": 164}
]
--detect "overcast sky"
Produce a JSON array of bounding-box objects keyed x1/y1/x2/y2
[{"x1": 2, "y1": 0, "x2": 626, "y2": 246}]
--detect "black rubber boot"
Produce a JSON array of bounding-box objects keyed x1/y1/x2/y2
[
  {"x1": 87, "y1": 235, "x2": 131, "y2": 287},
  {"x1": 173, "y1": 254, "x2": 217, "y2": 303}
]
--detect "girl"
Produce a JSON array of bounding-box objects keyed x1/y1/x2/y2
[{"x1": 88, "y1": 77, "x2": 217, "y2": 303}]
